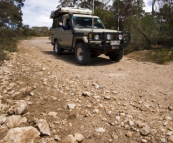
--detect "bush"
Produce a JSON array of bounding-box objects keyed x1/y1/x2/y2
[
  {"x1": 0, "y1": 49, "x2": 8, "y2": 61},
  {"x1": 0, "y1": 26, "x2": 50, "y2": 63},
  {"x1": 147, "y1": 48, "x2": 173, "y2": 64},
  {"x1": 0, "y1": 29, "x2": 20, "y2": 62}
]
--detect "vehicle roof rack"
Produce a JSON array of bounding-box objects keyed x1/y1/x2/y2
[{"x1": 50, "y1": 7, "x2": 92, "y2": 19}]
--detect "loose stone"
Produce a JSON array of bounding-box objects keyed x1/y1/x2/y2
[
  {"x1": 115, "y1": 116, "x2": 120, "y2": 121},
  {"x1": 82, "y1": 91, "x2": 91, "y2": 97},
  {"x1": 129, "y1": 120, "x2": 134, "y2": 126},
  {"x1": 141, "y1": 139, "x2": 147, "y2": 143},
  {"x1": 140, "y1": 125, "x2": 150, "y2": 136},
  {"x1": 67, "y1": 104, "x2": 76, "y2": 110},
  {"x1": 104, "y1": 96, "x2": 111, "y2": 100},
  {"x1": 160, "y1": 138, "x2": 166, "y2": 143},
  {"x1": 62, "y1": 134, "x2": 76, "y2": 143},
  {"x1": 1, "y1": 126, "x2": 40, "y2": 143},
  {"x1": 126, "y1": 131, "x2": 132, "y2": 137},
  {"x1": 93, "y1": 109, "x2": 99, "y2": 114},
  {"x1": 168, "y1": 106, "x2": 173, "y2": 110},
  {"x1": 74, "y1": 133, "x2": 85, "y2": 142},
  {"x1": 36, "y1": 119, "x2": 51, "y2": 136},
  {"x1": 54, "y1": 135, "x2": 61, "y2": 141},
  {"x1": 95, "y1": 127, "x2": 105, "y2": 133},
  {"x1": 168, "y1": 136, "x2": 173, "y2": 142}
]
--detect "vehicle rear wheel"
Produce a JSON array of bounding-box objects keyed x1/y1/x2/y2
[
  {"x1": 75, "y1": 43, "x2": 91, "y2": 65},
  {"x1": 54, "y1": 40, "x2": 63, "y2": 55},
  {"x1": 109, "y1": 49, "x2": 124, "y2": 61}
]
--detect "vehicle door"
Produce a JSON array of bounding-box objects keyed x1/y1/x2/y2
[
  {"x1": 61, "y1": 17, "x2": 73, "y2": 49},
  {"x1": 51, "y1": 18, "x2": 64, "y2": 46}
]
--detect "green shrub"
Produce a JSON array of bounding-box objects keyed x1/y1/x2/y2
[
  {"x1": 0, "y1": 29, "x2": 19, "y2": 61},
  {"x1": 0, "y1": 49, "x2": 8, "y2": 61},
  {"x1": 147, "y1": 48, "x2": 173, "y2": 64}
]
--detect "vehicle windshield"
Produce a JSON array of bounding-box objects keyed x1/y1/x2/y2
[{"x1": 73, "y1": 16, "x2": 105, "y2": 29}]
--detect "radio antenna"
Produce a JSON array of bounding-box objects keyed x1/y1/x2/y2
[{"x1": 92, "y1": 0, "x2": 94, "y2": 32}]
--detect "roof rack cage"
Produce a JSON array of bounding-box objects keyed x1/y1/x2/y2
[{"x1": 50, "y1": 7, "x2": 92, "y2": 19}]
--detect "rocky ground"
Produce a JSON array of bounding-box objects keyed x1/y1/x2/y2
[{"x1": 0, "y1": 37, "x2": 173, "y2": 143}]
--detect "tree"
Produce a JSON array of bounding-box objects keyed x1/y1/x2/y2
[
  {"x1": 0, "y1": 0, "x2": 25, "y2": 29},
  {"x1": 94, "y1": 8, "x2": 115, "y2": 29},
  {"x1": 137, "y1": 14, "x2": 160, "y2": 46},
  {"x1": 157, "y1": 0, "x2": 173, "y2": 45},
  {"x1": 57, "y1": 0, "x2": 110, "y2": 10},
  {"x1": 152, "y1": 0, "x2": 157, "y2": 14},
  {"x1": 78, "y1": 0, "x2": 110, "y2": 10},
  {"x1": 112, "y1": 0, "x2": 145, "y2": 30}
]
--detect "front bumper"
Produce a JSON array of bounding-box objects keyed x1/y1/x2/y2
[{"x1": 87, "y1": 32, "x2": 130, "y2": 51}]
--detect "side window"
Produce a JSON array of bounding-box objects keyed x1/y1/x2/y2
[
  {"x1": 52, "y1": 17, "x2": 63, "y2": 29},
  {"x1": 57, "y1": 17, "x2": 63, "y2": 28},
  {"x1": 52, "y1": 19, "x2": 57, "y2": 29}
]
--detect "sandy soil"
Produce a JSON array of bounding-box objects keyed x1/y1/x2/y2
[{"x1": 1, "y1": 37, "x2": 173, "y2": 143}]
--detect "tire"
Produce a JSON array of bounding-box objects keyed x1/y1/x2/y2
[
  {"x1": 54, "y1": 40, "x2": 63, "y2": 55},
  {"x1": 109, "y1": 49, "x2": 124, "y2": 61},
  {"x1": 75, "y1": 43, "x2": 91, "y2": 65}
]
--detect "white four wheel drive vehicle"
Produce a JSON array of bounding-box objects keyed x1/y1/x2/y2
[{"x1": 50, "y1": 7, "x2": 130, "y2": 65}]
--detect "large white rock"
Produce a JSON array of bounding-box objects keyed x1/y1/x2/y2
[
  {"x1": 95, "y1": 127, "x2": 105, "y2": 133},
  {"x1": 0, "y1": 114, "x2": 7, "y2": 125},
  {"x1": 62, "y1": 134, "x2": 76, "y2": 143},
  {"x1": 14, "y1": 100, "x2": 28, "y2": 115},
  {"x1": 1, "y1": 126, "x2": 40, "y2": 143},
  {"x1": 140, "y1": 125, "x2": 150, "y2": 136},
  {"x1": 67, "y1": 104, "x2": 76, "y2": 110},
  {"x1": 6, "y1": 83, "x2": 16, "y2": 91},
  {"x1": 5, "y1": 115, "x2": 27, "y2": 129},
  {"x1": 0, "y1": 124, "x2": 9, "y2": 136},
  {"x1": 168, "y1": 136, "x2": 173, "y2": 142},
  {"x1": 20, "y1": 87, "x2": 33, "y2": 95},
  {"x1": 11, "y1": 87, "x2": 33, "y2": 100},
  {"x1": 74, "y1": 133, "x2": 85, "y2": 142},
  {"x1": 48, "y1": 112, "x2": 58, "y2": 118},
  {"x1": 37, "y1": 119, "x2": 51, "y2": 136},
  {"x1": 11, "y1": 92, "x2": 23, "y2": 100}
]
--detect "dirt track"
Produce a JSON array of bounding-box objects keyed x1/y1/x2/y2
[{"x1": 0, "y1": 37, "x2": 173, "y2": 143}]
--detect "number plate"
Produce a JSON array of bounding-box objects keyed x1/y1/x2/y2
[
  {"x1": 110, "y1": 40, "x2": 120, "y2": 45},
  {"x1": 112, "y1": 46, "x2": 119, "y2": 49}
]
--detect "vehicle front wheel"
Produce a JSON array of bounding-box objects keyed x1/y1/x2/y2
[
  {"x1": 54, "y1": 40, "x2": 63, "y2": 55},
  {"x1": 75, "y1": 43, "x2": 91, "y2": 65},
  {"x1": 109, "y1": 49, "x2": 124, "y2": 61}
]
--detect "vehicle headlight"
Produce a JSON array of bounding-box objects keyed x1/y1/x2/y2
[
  {"x1": 118, "y1": 34, "x2": 123, "y2": 40},
  {"x1": 94, "y1": 34, "x2": 99, "y2": 40},
  {"x1": 107, "y1": 34, "x2": 112, "y2": 40}
]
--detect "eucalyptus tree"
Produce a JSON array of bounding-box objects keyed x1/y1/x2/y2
[
  {"x1": 57, "y1": 0, "x2": 78, "y2": 8},
  {"x1": 111, "y1": 0, "x2": 164, "y2": 50},
  {"x1": 78, "y1": 0, "x2": 110, "y2": 9},
  {"x1": 112, "y1": 0, "x2": 144, "y2": 30},
  {"x1": 157, "y1": 0, "x2": 173, "y2": 41},
  {"x1": 158, "y1": 0, "x2": 173, "y2": 24},
  {"x1": 152, "y1": 0, "x2": 157, "y2": 14},
  {"x1": 57, "y1": 0, "x2": 110, "y2": 10},
  {"x1": 0, "y1": 0, "x2": 25, "y2": 29}
]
